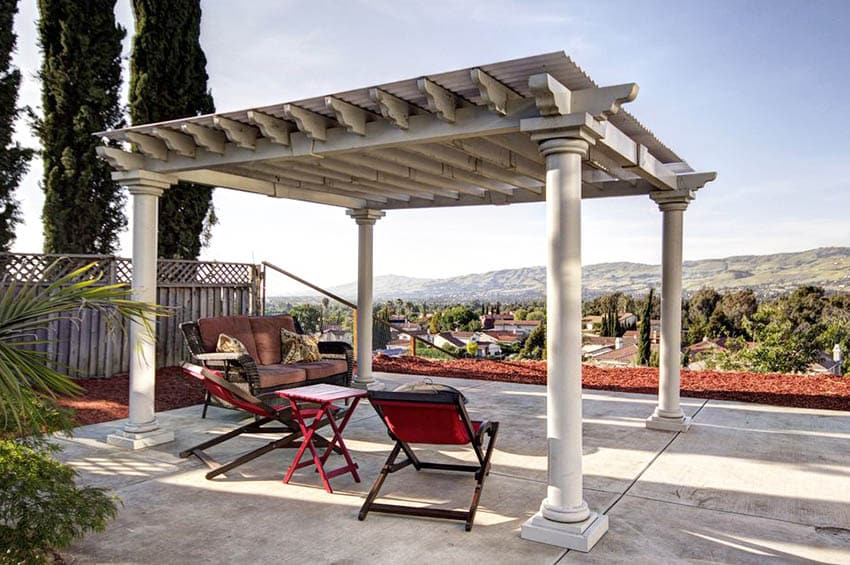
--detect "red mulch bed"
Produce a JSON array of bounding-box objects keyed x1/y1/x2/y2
[
  {"x1": 60, "y1": 357, "x2": 850, "y2": 426},
  {"x1": 58, "y1": 367, "x2": 205, "y2": 426},
  {"x1": 373, "y1": 355, "x2": 850, "y2": 412}
]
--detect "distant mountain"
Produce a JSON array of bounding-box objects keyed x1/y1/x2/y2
[{"x1": 274, "y1": 247, "x2": 850, "y2": 303}]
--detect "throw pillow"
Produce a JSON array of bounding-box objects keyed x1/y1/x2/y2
[
  {"x1": 280, "y1": 328, "x2": 321, "y2": 364},
  {"x1": 216, "y1": 333, "x2": 248, "y2": 355}
]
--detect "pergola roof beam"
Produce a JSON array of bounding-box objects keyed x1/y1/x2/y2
[
  {"x1": 151, "y1": 127, "x2": 196, "y2": 157},
  {"x1": 334, "y1": 152, "x2": 512, "y2": 196},
  {"x1": 418, "y1": 78, "x2": 458, "y2": 123},
  {"x1": 244, "y1": 162, "x2": 411, "y2": 203},
  {"x1": 315, "y1": 156, "x2": 468, "y2": 199},
  {"x1": 181, "y1": 123, "x2": 227, "y2": 154},
  {"x1": 484, "y1": 133, "x2": 545, "y2": 164},
  {"x1": 400, "y1": 143, "x2": 543, "y2": 191},
  {"x1": 126, "y1": 132, "x2": 168, "y2": 161},
  {"x1": 470, "y1": 68, "x2": 522, "y2": 115},
  {"x1": 283, "y1": 104, "x2": 330, "y2": 141},
  {"x1": 528, "y1": 72, "x2": 638, "y2": 120},
  {"x1": 325, "y1": 97, "x2": 370, "y2": 136},
  {"x1": 213, "y1": 116, "x2": 260, "y2": 149},
  {"x1": 449, "y1": 138, "x2": 545, "y2": 182},
  {"x1": 246, "y1": 111, "x2": 292, "y2": 146},
  {"x1": 369, "y1": 88, "x2": 412, "y2": 130},
  {"x1": 376, "y1": 147, "x2": 543, "y2": 193}
]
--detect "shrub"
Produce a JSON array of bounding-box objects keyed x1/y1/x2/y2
[{"x1": 0, "y1": 438, "x2": 119, "y2": 564}]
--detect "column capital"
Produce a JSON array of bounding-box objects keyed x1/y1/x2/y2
[
  {"x1": 346, "y1": 208, "x2": 386, "y2": 225},
  {"x1": 650, "y1": 189, "x2": 695, "y2": 212},
  {"x1": 521, "y1": 112, "x2": 606, "y2": 158},
  {"x1": 113, "y1": 170, "x2": 174, "y2": 196}
]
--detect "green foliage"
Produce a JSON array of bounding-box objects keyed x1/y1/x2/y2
[
  {"x1": 525, "y1": 309, "x2": 545, "y2": 321},
  {"x1": 0, "y1": 262, "x2": 165, "y2": 435},
  {"x1": 513, "y1": 307, "x2": 528, "y2": 321},
  {"x1": 130, "y1": 0, "x2": 216, "y2": 259},
  {"x1": 744, "y1": 287, "x2": 826, "y2": 373},
  {"x1": 0, "y1": 262, "x2": 162, "y2": 561},
  {"x1": 289, "y1": 303, "x2": 322, "y2": 335},
  {"x1": 0, "y1": 0, "x2": 33, "y2": 251},
  {"x1": 518, "y1": 322, "x2": 546, "y2": 360},
  {"x1": 599, "y1": 305, "x2": 622, "y2": 338},
  {"x1": 35, "y1": 0, "x2": 127, "y2": 254},
  {"x1": 414, "y1": 341, "x2": 453, "y2": 360},
  {"x1": 372, "y1": 306, "x2": 392, "y2": 350},
  {"x1": 0, "y1": 438, "x2": 119, "y2": 564},
  {"x1": 637, "y1": 288, "x2": 653, "y2": 366},
  {"x1": 430, "y1": 305, "x2": 479, "y2": 332}
]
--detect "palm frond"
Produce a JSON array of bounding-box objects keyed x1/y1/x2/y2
[{"x1": 0, "y1": 261, "x2": 169, "y2": 436}]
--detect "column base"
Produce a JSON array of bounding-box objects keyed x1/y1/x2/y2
[
  {"x1": 351, "y1": 379, "x2": 386, "y2": 391},
  {"x1": 106, "y1": 428, "x2": 174, "y2": 450},
  {"x1": 521, "y1": 510, "x2": 609, "y2": 552},
  {"x1": 645, "y1": 412, "x2": 692, "y2": 432}
]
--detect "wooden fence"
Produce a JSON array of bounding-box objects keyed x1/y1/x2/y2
[{"x1": 0, "y1": 253, "x2": 264, "y2": 378}]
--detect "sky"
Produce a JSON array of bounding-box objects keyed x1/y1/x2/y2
[{"x1": 10, "y1": 0, "x2": 850, "y2": 295}]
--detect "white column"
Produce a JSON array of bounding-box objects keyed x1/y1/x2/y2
[
  {"x1": 521, "y1": 133, "x2": 608, "y2": 552},
  {"x1": 347, "y1": 209, "x2": 385, "y2": 390},
  {"x1": 646, "y1": 190, "x2": 694, "y2": 432},
  {"x1": 107, "y1": 171, "x2": 175, "y2": 449}
]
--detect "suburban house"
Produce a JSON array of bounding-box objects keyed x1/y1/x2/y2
[
  {"x1": 491, "y1": 319, "x2": 540, "y2": 335},
  {"x1": 433, "y1": 331, "x2": 502, "y2": 358}
]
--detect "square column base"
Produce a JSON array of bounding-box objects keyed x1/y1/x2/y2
[
  {"x1": 645, "y1": 413, "x2": 692, "y2": 432},
  {"x1": 106, "y1": 428, "x2": 174, "y2": 450},
  {"x1": 521, "y1": 510, "x2": 609, "y2": 552},
  {"x1": 351, "y1": 379, "x2": 386, "y2": 391}
]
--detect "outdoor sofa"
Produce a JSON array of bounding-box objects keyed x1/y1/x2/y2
[{"x1": 181, "y1": 314, "x2": 353, "y2": 416}]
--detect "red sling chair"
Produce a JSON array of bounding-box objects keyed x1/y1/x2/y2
[
  {"x1": 359, "y1": 389, "x2": 499, "y2": 531},
  {"x1": 180, "y1": 363, "x2": 343, "y2": 480}
]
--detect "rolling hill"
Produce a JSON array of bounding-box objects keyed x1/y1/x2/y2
[{"x1": 275, "y1": 247, "x2": 850, "y2": 303}]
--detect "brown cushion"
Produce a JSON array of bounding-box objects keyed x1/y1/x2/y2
[
  {"x1": 295, "y1": 360, "x2": 348, "y2": 381},
  {"x1": 256, "y1": 365, "x2": 307, "y2": 389},
  {"x1": 249, "y1": 315, "x2": 296, "y2": 365},
  {"x1": 198, "y1": 316, "x2": 259, "y2": 360}
]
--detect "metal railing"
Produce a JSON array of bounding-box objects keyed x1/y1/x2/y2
[{"x1": 262, "y1": 261, "x2": 459, "y2": 359}]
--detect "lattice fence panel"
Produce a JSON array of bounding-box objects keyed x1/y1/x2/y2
[{"x1": 0, "y1": 253, "x2": 263, "y2": 378}]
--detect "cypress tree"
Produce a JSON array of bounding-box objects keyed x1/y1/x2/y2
[
  {"x1": 129, "y1": 0, "x2": 216, "y2": 259},
  {"x1": 638, "y1": 288, "x2": 654, "y2": 365},
  {"x1": 0, "y1": 0, "x2": 33, "y2": 251},
  {"x1": 35, "y1": 0, "x2": 126, "y2": 254}
]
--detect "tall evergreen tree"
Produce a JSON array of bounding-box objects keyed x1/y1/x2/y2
[
  {"x1": 129, "y1": 0, "x2": 215, "y2": 259},
  {"x1": 0, "y1": 0, "x2": 33, "y2": 251},
  {"x1": 35, "y1": 0, "x2": 126, "y2": 254},
  {"x1": 637, "y1": 288, "x2": 654, "y2": 365}
]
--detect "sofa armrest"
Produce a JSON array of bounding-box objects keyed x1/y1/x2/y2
[
  {"x1": 318, "y1": 341, "x2": 354, "y2": 387},
  {"x1": 318, "y1": 341, "x2": 353, "y2": 356},
  {"x1": 193, "y1": 352, "x2": 243, "y2": 362}
]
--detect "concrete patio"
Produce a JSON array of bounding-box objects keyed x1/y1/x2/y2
[{"x1": 58, "y1": 372, "x2": 850, "y2": 564}]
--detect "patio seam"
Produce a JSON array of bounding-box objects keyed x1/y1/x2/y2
[
  {"x1": 618, "y1": 491, "x2": 834, "y2": 530},
  {"x1": 600, "y1": 398, "x2": 711, "y2": 516}
]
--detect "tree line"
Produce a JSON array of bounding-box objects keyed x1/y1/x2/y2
[{"x1": 2, "y1": 0, "x2": 215, "y2": 259}]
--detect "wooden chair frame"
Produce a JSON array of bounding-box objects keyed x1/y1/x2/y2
[
  {"x1": 180, "y1": 363, "x2": 343, "y2": 480},
  {"x1": 358, "y1": 390, "x2": 499, "y2": 531}
]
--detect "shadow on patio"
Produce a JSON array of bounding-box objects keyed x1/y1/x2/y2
[{"x1": 59, "y1": 372, "x2": 850, "y2": 564}]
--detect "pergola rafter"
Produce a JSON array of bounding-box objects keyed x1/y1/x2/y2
[{"x1": 96, "y1": 52, "x2": 716, "y2": 554}]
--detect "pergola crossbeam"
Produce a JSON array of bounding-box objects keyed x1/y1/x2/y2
[
  {"x1": 418, "y1": 78, "x2": 458, "y2": 123},
  {"x1": 126, "y1": 132, "x2": 168, "y2": 161},
  {"x1": 470, "y1": 68, "x2": 522, "y2": 115},
  {"x1": 151, "y1": 127, "x2": 196, "y2": 157},
  {"x1": 325, "y1": 97, "x2": 370, "y2": 136},
  {"x1": 283, "y1": 104, "x2": 330, "y2": 141},
  {"x1": 213, "y1": 116, "x2": 260, "y2": 149},
  {"x1": 181, "y1": 123, "x2": 227, "y2": 155},
  {"x1": 246, "y1": 111, "x2": 292, "y2": 146},
  {"x1": 369, "y1": 88, "x2": 411, "y2": 130}
]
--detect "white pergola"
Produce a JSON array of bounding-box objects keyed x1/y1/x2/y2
[{"x1": 96, "y1": 52, "x2": 715, "y2": 552}]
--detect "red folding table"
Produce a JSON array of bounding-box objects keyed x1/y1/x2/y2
[{"x1": 273, "y1": 384, "x2": 367, "y2": 493}]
